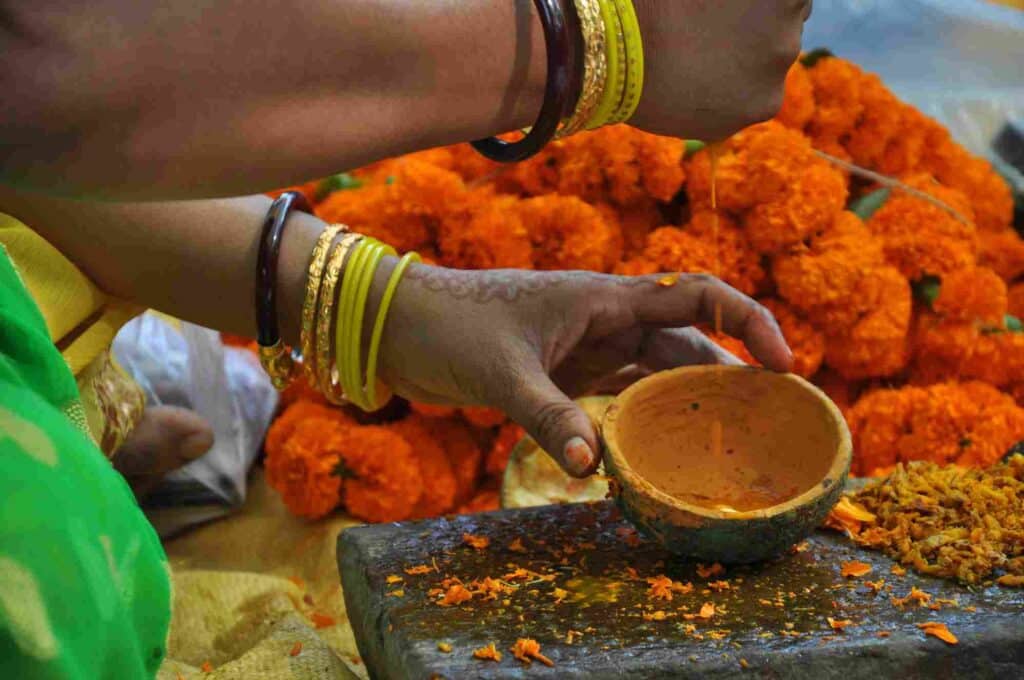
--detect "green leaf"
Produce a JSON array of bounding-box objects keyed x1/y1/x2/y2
[
  {"x1": 332, "y1": 459, "x2": 359, "y2": 480},
  {"x1": 315, "y1": 173, "x2": 363, "y2": 201},
  {"x1": 912, "y1": 275, "x2": 941, "y2": 309},
  {"x1": 959, "y1": 437, "x2": 973, "y2": 449},
  {"x1": 386, "y1": 175, "x2": 396, "y2": 185},
  {"x1": 800, "y1": 48, "x2": 835, "y2": 68},
  {"x1": 684, "y1": 140, "x2": 706, "y2": 159},
  {"x1": 849, "y1": 187, "x2": 892, "y2": 221},
  {"x1": 1006, "y1": 314, "x2": 1023, "y2": 333}
]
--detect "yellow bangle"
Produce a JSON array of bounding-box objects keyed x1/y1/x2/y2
[
  {"x1": 338, "y1": 239, "x2": 395, "y2": 410},
  {"x1": 364, "y1": 252, "x2": 421, "y2": 410},
  {"x1": 557, "y1": 0, "x2": 606, "y2": 138},
  {"x1": 608, "y1": 0, "x2": 644, "y2": 124},
  {"x1": 316, "y1": 232, "x2": 362, "y2": 404},
  {"x1": 336, "y1": 238, "x2": 374, "y2": 406},
  {"x1": 300, "y1": 224, "x2": 346, "y2": 386},
  {"x1": 586, "y1": 0, "x2": 626, "y2": 130}
]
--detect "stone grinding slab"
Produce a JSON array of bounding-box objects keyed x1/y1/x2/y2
[{"x1": 339, "y1": 501, "x2": 1024, "y2": 679}]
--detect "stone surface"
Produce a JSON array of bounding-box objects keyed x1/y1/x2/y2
[{"x1": 339, "y1": 501, "x2": 1024, "y2": 680}]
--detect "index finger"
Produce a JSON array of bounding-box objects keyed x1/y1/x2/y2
[{"x1": 621, "y1": 273, "x2": 794, "y2": 372}]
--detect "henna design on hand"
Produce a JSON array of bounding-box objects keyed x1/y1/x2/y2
[{"x1": 403, "y1": 265, "x2": 655, "y2": 304}]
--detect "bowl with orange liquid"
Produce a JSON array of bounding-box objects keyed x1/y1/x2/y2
[{"x1": 601, "y1": 365, "x2": 852, "y2": 564}]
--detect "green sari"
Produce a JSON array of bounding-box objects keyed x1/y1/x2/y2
[{"x1": 0, "y1": 247, "x2": 170, "y2": 679}]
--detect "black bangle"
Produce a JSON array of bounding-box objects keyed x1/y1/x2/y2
[
  {"x1": 471, "y1": 0, "x2": 575, "y2": 163},
  {"x1": 255, "y1": 191, "x2": 312, "y2": 387}
]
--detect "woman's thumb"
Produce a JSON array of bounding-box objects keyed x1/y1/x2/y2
[{"x1": 499, "y1": 371, "x2": 600, "y2": 478}]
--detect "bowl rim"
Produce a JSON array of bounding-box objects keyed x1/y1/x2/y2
[{"x1": 600, "y1": 365, "x2": 853, "y2": 521}]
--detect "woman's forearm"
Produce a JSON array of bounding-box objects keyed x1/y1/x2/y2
[
  {"x1": 0, "y1": 186, "x2": 330, "y2": 340},
  {"x1": 1, "y1": 1, "x2": 546, "y2": 199}
]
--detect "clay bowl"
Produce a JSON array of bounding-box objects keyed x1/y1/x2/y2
[{"x1": 601, "y1": 365, "x2": 851, "y2": 564}]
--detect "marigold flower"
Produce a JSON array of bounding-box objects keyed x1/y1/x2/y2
[
  {"x1": 932, "y1": 267, "x2": 1007, "y2": 325},
  {"x1": 418, "y1": 417, "x2": 483, "y2": 506},
  {"x1": 438, "y1": 192, "x2": 534, "y2": 270},
  {"x1": 775, "y1": 62, "x2": 815, "y2": 130},
  {"x1": 518, "y1": 194, "x2": 622, "y2": 272},
  {"x1": 264, "y1": 417, "x2": 345, "y2": 519},
  {"x1": 978, "y1": 228, "x2": 1024, "y2": 282},
  {"x1": 823, "y1": 266, "x2": 912, "y2": 380},
  {"x1": 844, "y1": 73, "x2": 902, "y2": 168},
  {"x1": 315, "y1": 158, "x2": 466, "y2": 253},
  {"x1": 461, "y1": 407, "x2": 507, "y2": 429},
  {"x1": 806, "y1": 57, "x2": 865, "y2": 141},
  {"x1": 389, "y1": 415, "x2": 459, "y2": 518},
  {"x1": 486, "y1": 422, "x2": 525, "y2": 477},
  {"x1": 866, "y1": 174, "x2": 977, "y2": 280},
  {"x1": 846, "y1": 382, "x2": 1024, "y2": 474}
]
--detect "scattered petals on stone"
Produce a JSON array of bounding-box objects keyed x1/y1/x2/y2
[
  {"x1": 511, "y1": 638, "x2": 554, "y2": 667},
  {"x1": 463, "y1": 533, "x2": 490, "y2": 550},
  {"x1": 827, "y1": 617, "x2": 854, "y2": 631},
  {"x1": 841, "y1": 561, "x2": 873, "y2": 578},
  {"x1": 438, "y1": 642, "x2": 452, "y2": 653},
  {"x1": 696, "y1": 563, "x2": 725, "y2": 579},
  {"x1": 918, "y1": 622, "x2": 958, "y2": 645},
  {"x1": 473, "y1": 642, "x2": 502, "y2": 662},
  {"x1": 405, "y1": 564, "x2": 435, "y2": 575}
]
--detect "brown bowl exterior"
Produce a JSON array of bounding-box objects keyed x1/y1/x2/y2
[{"x1": 601, "y1": 366, "x2": 852, "y2": 564}]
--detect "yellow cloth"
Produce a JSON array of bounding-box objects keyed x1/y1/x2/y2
[
  {"x1": 162, "y1": 470, "x2": 365, "y2": 679},
  {"x1": 0, "y1": 213, "x2": 145, "y2": 454}
]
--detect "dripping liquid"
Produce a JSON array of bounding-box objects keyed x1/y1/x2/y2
[{"x1": 709, "y1": 143, "x2": 724, "y2": 460}]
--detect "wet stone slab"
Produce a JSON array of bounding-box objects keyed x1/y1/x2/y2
[{"x1": 339, "y1": 501, "x2": 1024, "y2": 680}]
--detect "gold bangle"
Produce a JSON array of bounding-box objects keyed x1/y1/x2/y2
[
  {"x1": 315, "y1": 232, "x2": 362, "y2": 404},
  {"x1": 557, "y1": 0, "x2": 607, "y2": 138},
  {"x1": 258, "y1": 341, "x2": 294, "y2": 391},
  {"x1": 300, "y1": 224, "x2": 346, "y2": 386}
]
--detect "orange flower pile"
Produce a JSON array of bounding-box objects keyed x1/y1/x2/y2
[{"x1": 264, "y1": 52, "x2": 1024, "y2": 522}]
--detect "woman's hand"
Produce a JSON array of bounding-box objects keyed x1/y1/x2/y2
[
  {"x1": 378, "y1": 264, "x2": 793, "y2": 478},
  {"x1": 631, "y1": 0, "x2": 813, "y2": 141}
]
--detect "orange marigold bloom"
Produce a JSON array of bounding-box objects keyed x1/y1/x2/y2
[
  {"x1": 1010, "y1": 282, "x2": 1024, "y2": 320},
  {"x1": 518, "y1": 195, "x2": 623, "y2": 272},
  {"x1": 264, "y1": 417, "x2": 346, "y2": 520},
  {"x1": 773, "y1": 211, "x2": 889, "y2": 329},
  {"x1": 389, "y1": 415, "x2": 459, "y2": 519},
  {"x1": 923, "y1": 135, "x2": 1014, "y2": 232},
  {"x1": 806, "y1": 57, "x2": 865, "y2": 141},
  {"x1": 461, "y1": 407, "x2": 507, "y2": 429},
  {"x1": 457, "y1": 488, "x2": 501, "y2": 515},
  {"x1": 866, "y1": 174, "x2": 977, "y2": 280},
  {"x1": 760, "y1": 299, "x2": 825, "y2": 378},
  {"x1": 502, "y1": 125, "x2": 685, "y2": 207},
  {"x1": 844, "y1": 73, "x2": 902, "y2": 168},
  {"x1": 847, "y1": 382, "x2": 1024, "y2": 474},
  {"x1": 932, "y1": 267, "x2": 1008, "y2": 325},
  {"x1": 410, "y1": 402, "x2": 458, "y2": 419},
  {"x1": 315, "y1": 158, "x2": 465, "y2": 253},
  {"x1": 824, "y1": 266, "x2": 912, "y2": 380},
  {"x1": 438, "y1": 192, "x2": 534, "y2": 270},
  {"x1": 420, "y1": 417, "x2": 483, "y2": 506},
  {"x1": 264, "y1": 401, "x2": 354, "y2": 462},
  {"x1": 704, "y1": 330, "x2": 759, "y2": 366},
  {"x1": 632, "y1": 212, "x2": 765, "y2": 295},
  {"x1": 486, "y1": 422, "x2": 525, "y2": 477},
  {"x1": 598, "y1": 199, "x2": 663, "y2": 258},
  {"x1": 742, "y1": 162, "x2": 848, "y2": 255},
  {"x1": 978, "y1": 228, "x2": 1024, "y2": 282},
  {"x1": 877, "y1": 106, "x2": 934, "y2": 176},
  {"x1": 335, "y1": 425, "x2": 425, "y2": 523},
  {"x1": 776, "y1": 62, "x2": 815, "y2": 130}
]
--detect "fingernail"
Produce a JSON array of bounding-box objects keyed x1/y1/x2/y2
[{"x1": 564, "y1": 437, "x2": 595, "y2": 476}]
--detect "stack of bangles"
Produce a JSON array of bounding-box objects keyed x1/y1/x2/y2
[
  {"x1": 255, "y1": 192, "x2": 420, "y2": 412},
  {"x1": 472, "y1": 0, "x2": 644, "y2": 162}
]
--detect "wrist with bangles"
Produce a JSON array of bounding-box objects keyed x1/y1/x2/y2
[
  {"x1": 256, "y1": 191, "x2": 417, "y2": 412},
  {"x1": 473, "y1": 0, "x2": 644, "y2": 162}
]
